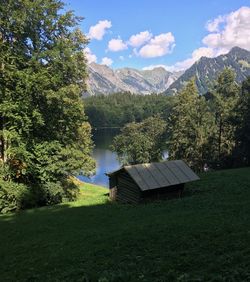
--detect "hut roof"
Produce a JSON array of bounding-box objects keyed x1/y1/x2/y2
[{"x1": 107, "y1": 160, "x2": 199, "y2": 191}]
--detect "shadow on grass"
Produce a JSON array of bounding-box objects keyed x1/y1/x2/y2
[{"x1": 1, "y1": 167, "x2": 250, "y2": 282}]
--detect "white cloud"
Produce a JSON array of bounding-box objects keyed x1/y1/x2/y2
[
  {"x1": 128, "y1": 31, "x2": 152, "y2": 47},
  {"x1": 154, "y1": 6, "x2": 250, "y2": 72},
  {"x1": 206, "y1": 15, "x2": 225, "y2": 32},
  {"x1": 203, "y1": 6, "x2": 250, "y2": 52},
  {"x1": 84, "y1": 47, "x2": 97, "y2": 64},
  {"x1": 88, "y1": 20, "x2": 112, "y2": 40},
  {"x1": 170, "y1": 47, "x2": 216, "y2": 71},
  {"x1": 138, "y1": 32, "x2": 175, "y2": 58},
  {"x1": 108, "y1": 38, "x2": 127, "y2": 52},
  {"x1": 101, "y1": 57, "x2": 113, "y2": 66},
  {"x1": 119, "y1": 55, "x2": 124, "y2": 61},
  {"x1": 142, "y1": 64, "x2": 170, "y2": 71},
  {"x1": 142, "y1": 47, "x2": 217, "y2": 72}
]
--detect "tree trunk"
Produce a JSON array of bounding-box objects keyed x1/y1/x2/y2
[
  {"x1": 218, "y1": 117, "x2": 222, "y2": 163},
  {"x1": 0, "y1": 115, "x2": 5, "y2": 163}
]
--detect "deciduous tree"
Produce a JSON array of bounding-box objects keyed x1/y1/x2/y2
[
  {"x1": 0, "y1": 0, "x2": 94, "y2": 207},
  {"x1": 111, "y1": 116, "x2": 167, "y2": 165}
]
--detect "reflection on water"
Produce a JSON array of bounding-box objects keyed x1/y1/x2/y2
[
  {"x1": 78, "y1": 128, "x2": 168, "y2": 188},
  {"x1": 78, "y1": 129, "x2": 121, "y2": 187}
]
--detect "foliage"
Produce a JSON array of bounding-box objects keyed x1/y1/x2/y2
[
  {"x1": 0, "y1": 178, "x2": 30, "y2": 213},
  {"x1": 167, "y1": 70, "x2": 250, "y2": 171},
  {"x1": 111, "y1": 115, "x2": 167, "y2": 165},
  {"x1": 168, "y1": 79, "x2": 216, "y2": 171},
  {"x1": 0, "y1": 164, "x2": 80, "y2": 213},
  {"x1": 84, "y1": 92, "x2": 176, "y2": 128},
  {"x1": 0, "y1": 0, "x2": 94, "y2": 208},
  {"x1": 235, "y1": 77, "x2": 250, "y2": 166},
  {"x1": 210, "y1": 68, "x2": 240, "y2": 167},
  {"x1": 1, "y1": 168, "x2": 250, "y2": 281},
  {"x1": 38, "y1": 179, "x2": 80, "y2": 206}
]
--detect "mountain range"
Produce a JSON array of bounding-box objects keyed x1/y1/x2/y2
[
  {"x1": 86, "y1": 47, "x2": 250, "y2": 96},
  {"x1": 86, "y1": 63, "x2": 183, "y2": 95}
]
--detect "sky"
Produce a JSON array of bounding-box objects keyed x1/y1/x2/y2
[{"x1": 63, "y1": 0, "x2": 250, "y2": 71}]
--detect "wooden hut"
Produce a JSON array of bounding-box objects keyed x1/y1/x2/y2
[{"x1": 106, "y1": 160, "x2": 199, "y2": 203}]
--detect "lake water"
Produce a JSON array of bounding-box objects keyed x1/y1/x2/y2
[
  {"x1": 78, "y1": 129, "x2": 121, "y2": 187},
  {"x1": 78, "y1": 128, "x2": 168, "y2": 187}
]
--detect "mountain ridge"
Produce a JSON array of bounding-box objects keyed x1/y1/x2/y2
[
  {"x1": 85, "y1": 47, "x2": 250, "y2": 96},
  {"x1": 86, "y1": 63, "x2": 183, "y2": 96},
  {"x1": 164, "y1": 46, "x2": 250, "y2": 95}
]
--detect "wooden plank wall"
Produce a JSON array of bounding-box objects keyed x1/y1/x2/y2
[
  {"x1": 116, "y1": 172, "x2": 141, "y2": 204},
  {"x1": 109, "y1": 187, "x2": 117, "y2": 201}
]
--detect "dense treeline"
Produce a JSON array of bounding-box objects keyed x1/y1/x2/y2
[
  {"x1": 84, "y1": 93, "x2": 176, "y2": 127},
  {"x1": 168, "y1": 69, "x2": 250, "y2": 171},
  {"x1": 112, "y1": 69, "x2": 250, "y2": 172}
]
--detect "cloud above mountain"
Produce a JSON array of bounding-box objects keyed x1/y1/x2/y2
[
  {"x1": 144, "y1": 6, "x2": 250, "y2": 72},
  {"x1": 108, "y1": 38, "x2": 127, "y2": 52},
  {"x1": 128, "y1": 31, "x2": 152, "y2": 47},
  {"x1": 88, "y1": 20, "x2": 112, "y2": 40},
  {"x1": 203, "y1": 6, "x2": 250, "y2": 52},
  {"x1": 84, "y1": 47, "x2": 97, "y2": 64},
  {"x1": 101, "y1": 57, "x2": 113, "y2": 66},
  {"x1": 84, "y1": 6, "x2": 250, "y2": 72},
  {"x1": 138, "y1": 33, "x2": 175, "y2": 58},
  {"x1": 107, "y1": 31, "x2": 175, "y2": 57}
]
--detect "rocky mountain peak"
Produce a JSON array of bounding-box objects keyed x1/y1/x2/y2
[
  {"x1": 165, "y1": 46, "x2": 250, "y2": 95},
  {"x1": 86, "y1": 64, "x2": 182, "y2": 96}
]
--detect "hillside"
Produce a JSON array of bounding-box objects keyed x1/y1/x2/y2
[
  {"x1": 86, "y1": 63, "x2": 182, "y2": 95},
  {"x1": 165, "y1": 47, "x2": 250, "y2": 95},
  {"x1": 1, "y1": 167, "x2": 250, "y2": 281}
]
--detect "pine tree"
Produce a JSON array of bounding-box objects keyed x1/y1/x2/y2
[
  {"x1": 235, "y1": 77, "x2": 250, "y2": 165},
  {"x1": 211, "y1": 68, "x2": 240, "y2": 166},
  {"x1": 168, "y1": 79, "x2": 216, "y2": 171}
]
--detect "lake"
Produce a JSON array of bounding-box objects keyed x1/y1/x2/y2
[
  {"x1": 78, "y1": 128, "x2": 121, "y2": 187},
  {"x1": 78, "y1": 128, "x2": 168, "y2": 187}
]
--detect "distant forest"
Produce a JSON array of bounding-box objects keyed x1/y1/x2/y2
[{"x1": 84, "y1": 93, "x2": 176, "y2": 128}]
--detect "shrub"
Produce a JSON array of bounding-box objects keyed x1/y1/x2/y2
[
  {"x1": 0, "y1": 172, "x2": 80, "y2": 213},
  {"x1": 38, "y1": 179, "x2": 79, "y2": 206},
  {"x1": 0, "y1": 179, "x2": 31, "y2": 213}
]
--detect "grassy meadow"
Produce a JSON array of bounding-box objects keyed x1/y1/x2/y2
[{"x1": 1, "y1": 168, "x2": 250, "y2": 281}]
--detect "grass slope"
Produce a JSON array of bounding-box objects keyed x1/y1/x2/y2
[{"x1": 1, "y1": 168, "x2": 250, "y2": 281}]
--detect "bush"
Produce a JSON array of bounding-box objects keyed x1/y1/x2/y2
[
  {"x1": 0, "y1": 172, "x2": 80, "y2": 214},
  {"x1": 0, "y1": 179, "x2": 31, "y2": 213},
  {"x1": 38, "y1": 179, "x2": 80, "y2": 206}
]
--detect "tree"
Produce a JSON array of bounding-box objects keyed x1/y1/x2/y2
[
  {"x1": 211, "y1": 69, "x2": 240, "y2": 166},
  {"x1": 111, "y1": 116, "x2": 167, "y2": 165},
  {"x1": 168, "y1": 79, "x2": 216, "y2": 171},
  {"x1": 0, "y1": 0, "x2": 94, "y2": 206},
  {"x1": 235, "y1": 77, "x2": 250, "y2": 166}
]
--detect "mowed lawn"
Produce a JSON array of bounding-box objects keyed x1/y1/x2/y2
[{"x1": 1, "y1": 168, "x2": 250, "y2": 282}]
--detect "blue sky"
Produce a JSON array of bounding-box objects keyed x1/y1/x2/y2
[{"x1": 64, "y1": 0, "x2": 250, "y2": 71}]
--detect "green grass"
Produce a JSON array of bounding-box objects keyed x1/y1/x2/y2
[{"x1": 1, "y1": 168, "x2": 250, "y2": 281}]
